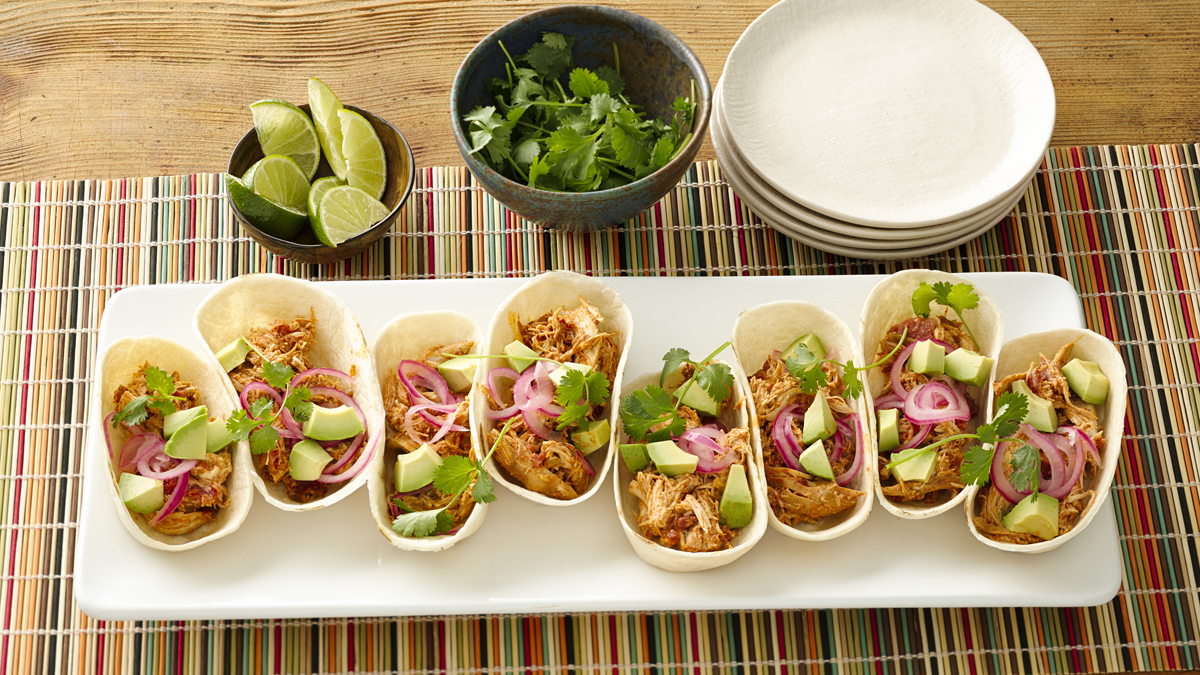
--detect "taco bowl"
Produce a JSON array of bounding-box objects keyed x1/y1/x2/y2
[
  {"x1": 614, "y1": 361, "x2": 769, "y2": 572},
  {"x1": 193, "y1": 274, "x2": 385, "y2": 512},
  {"x1": 473, "y1": 271, "x2": 633, "y2": 506},
  {"x1": 965, "y1": 328, "x2": 1126, "y2": 553},
  {"x1": 369, "y1": 310, "x2": 489, "y2": 552},
  {"x1": 732, "y1": 301, "x2": 874, "y2": 541},
  {"x1": 860, "y1": 269, "x2": 1004, "y2": 519},
  {"x1": 95, "y1": 336, "x2": 253, "y2": 551}
]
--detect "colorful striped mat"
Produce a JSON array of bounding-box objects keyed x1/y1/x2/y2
[{"x1": 1, "y1": 144, "x2": 1197, "y2": 674}]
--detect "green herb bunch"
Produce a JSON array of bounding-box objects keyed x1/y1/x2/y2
[{"x1": 465, "y1": 32, "x2": 696, "y2": 192}]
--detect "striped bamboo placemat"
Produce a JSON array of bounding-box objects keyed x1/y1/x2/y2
[{"x1": 1, "y1": 144, "x2": 1197, "y2": 674}]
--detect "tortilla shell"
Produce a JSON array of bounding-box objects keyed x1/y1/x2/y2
[
  {"x1": 859, "y1": 269, "x2": 1004, "y2": 519},
  {"x1": 192, "y1": 274, "x2": 385, "y2": 512},
  {"x1": 731, "y1": 300, "x2": 874, "y2": 541},
  {"x1": 95, "y1": 336, "x2": 253, "y2": 551},
  {"x1": 965, "y1": 328, "x2": 1127, "y2": 553},
  {"x1": 368, "y1": 310, "x2": 489, "y2": 552},
  {"x1": 474, "y1": 271, "x2": 633, "y2": 506},
  {"x1": 614, "y1": 365, "x2": 769, "y2": 572}
]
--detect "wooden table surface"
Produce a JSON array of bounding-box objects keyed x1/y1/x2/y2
[{"x1": 1, "y1": 0, "x2": 1197, "y2": 181}]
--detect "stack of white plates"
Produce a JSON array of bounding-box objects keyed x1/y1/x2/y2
[{"x1": 713, "y1": 0, "x2": 1055, "y2": 259}]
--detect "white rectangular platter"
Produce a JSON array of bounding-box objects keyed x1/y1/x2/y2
[{"x1": 75, "y1": 273, "x2": 1121, "y2": 620}]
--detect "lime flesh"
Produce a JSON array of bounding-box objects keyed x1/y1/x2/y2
[
  {"x1": 308, "y1": 78, "x2": 348, "y2": 179},
  {"x1": 225, "y1": 174, "x2": 308, "y2": 240},
  {"x1": 338, "y1": 109, "x2": 387, "y2": 200},
  {"x1": 250, "y1": 99, "x2": 321, "y2": 180},
  {"x1": 252, "y1": 154, "x2": 310, "y2": 212},
  {"x1": 307, "y1": 176, "x2": 346, "y2": 237},
  {"x1": 316, "y1": 185, "x2": 389, "y2": 246}
]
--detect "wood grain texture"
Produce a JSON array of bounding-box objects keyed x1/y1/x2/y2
[{"x1": 0, "y1": 0, "x2": 1197, "y2": 181}]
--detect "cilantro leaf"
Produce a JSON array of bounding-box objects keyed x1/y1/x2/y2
[
  {"x1": 589, "y1": 92, "x2": 619, "y2": 123},
  {"x1": 980, "y1": 392, "x2": 1028, "y2": 446},
  {"x1": 910, "y1": 281, "x2": 981, "y2": 347},
  {"x1": 391, "y1": 508, "x2": 453, "y2": 538},
  {"x1": 144, "y1": 366, "x2": 174, "y2": 398},
  {"x1": 541, "y1": 32, "x2": 570, "y2": 50},
  {"x1": 569, "y1": 68, "x2": 608, "y2": 98},
  {"x1": 283, "y1": 386, "x2": 313, "y2": 423},
  {"x1": 546, "y1": 127, "x2": 599, "y2": 182},
  {"x1": 527, "y1": 155, "x2": 552, "y2": 190},
  {"x1": 249, "y1": 395, "x2": 275, "y2": 421},
  {"x1": 113, "y1": 395, "x2": 150, "y2": 427},
  {"x1": 694, "y1": 362, "x2": 732, "y2": 403},
  {"x1": 1007, "y1": 442, "x2": 1041, "y2": 494},
  {"x1": 785, "y1": 355, "x2": 828, "y2": 395},
  {"x1": 659, "y1": 348, "x2": 691, "y2": 388},
  {"x1": 553, "y1": 368, "x2": 611, "y2": 430},
  {"x1": 249, "y1": 425, "x2": 279, "y2": 455},
  {"x1": 225, "y1": 409, "x2": 259, "y2": 442},
  {"x1": 512, "y1": 138, "x2": 541, "y2": 168},
  {"x1": 262, "y1": 361, "x2": 295, "y2": 390},
  {"x1": 960, "y1": 443, "x2": 994, "y2": 486},
  {"x1": 595, "y1": 66, "x2": 624, "y2": 97},
  {"x1": 523, "y1": 34, "x2": 573, "y2": 80},
  {"x1": 472, "y1": 466, "x2": 497, "y2": 504},
  {"x1": 146, "y1": 398, "x2": 178, "y2": 417},
  {"x1": 620, "y1": 386, "x2": 679, "y2": 442},
  {"x1": 433, "y1": 455, "x2": 477, "y2": 498},
  {"x1": 841, "y1": 360, "x2": 865, "y2": 400}
]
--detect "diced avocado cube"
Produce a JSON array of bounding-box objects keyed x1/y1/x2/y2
[
  {"x1": 163, "y1": 412, "x2": 207, "y2": 460},
  {"x1": 206, "y1": 417, "x2": 233, "y2": 453},
  {"x1": 1062, "y1": 358, "x2": 1109, "y2": 405},
  {"x1": 908, "y1": 340, "x2": 945, "y2": 376},
  {"x1": 503, "y1": 341, "x2": 539, "y2": 373},
  {"x1": 877, "y1": 408, "x2": 900, "y2": 453},
  {"x1": 673, "y1": 377, "x2": 720, "y2": 417},
  {"x1": 302, "y1": 405, "x2": 364, "y2": 441},
  {"x1": 1001, "y1": 493, "x2": 1060, "y2": 540},
  {"x1": 163, "y1": 405, "x2": 207, "y2": 438},
  {"x1": 890, "y1": 447, "x2": 937, "y2": 483},
  {"x1": 782, "y1": 333, "x2": 826, "y2": 364},
  {"x1": 394, "y1": 443, "x2": 443, "y2": 493},
  {"x1": 570, "y1": 418, "x2": 610, "y2": 456},
  {"x1": 719, "y1": 464, "x2": 753, "y2": 528},
  {"x1": 799, "y1": 439, "x2": 835, "y2": 480},
  {"x1": 119, "y1": 473, "x2": 164, "y2": 514},
  {"x1": 549, "y1": 362, "x2": 591, "y2": 387},
  {"x1": 647, "y1": 439, "x2": 698, "y2": 477},
  {"x1": 289, "y1": 439, "x2": 333, "y2": 482},
  {"x1": 620, "y1": 443, "x2": 651, "y2": 472},
  {"x1": 436, "y1": 357, "x2": 477, "y2": 393},
  {"x1": 1010, "y1": 380, "x2": 1059, "y2": 433},
  {"x1": 215, "y1": 337, "x2": 251, "y2": 372},
  {"x1": 944, "y1": 348, "x2": 994, "y2": 387},
  {"x1": 802, "y1": 391, "x2": 837, "y2": 445}
]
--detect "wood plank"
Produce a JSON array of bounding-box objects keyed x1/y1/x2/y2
[{"x1": 0, "y1": 0, "x2": 1197, "y2": 181}]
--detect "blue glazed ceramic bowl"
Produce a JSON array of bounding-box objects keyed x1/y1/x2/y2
[{"x1": 451, "y1": 5, "x2": 712, "y2": 231}]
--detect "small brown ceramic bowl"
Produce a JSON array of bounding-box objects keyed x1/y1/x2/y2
[
  {"x1": 451, "y1": 5, "x2": 712, "y2": 231},
  {"x1": 227, "y1": 104, "x2": 415, "y2": 265}
]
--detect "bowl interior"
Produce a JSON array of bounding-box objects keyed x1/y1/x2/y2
[{"x1": 227, "y1": 104, "x2": 415, "y2": 261}]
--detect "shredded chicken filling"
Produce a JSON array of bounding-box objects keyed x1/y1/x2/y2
[
  {"x1": 974, "y1": 342, "x2": 1103, "y2": 544},
  {"x1": 748, "y1": 353, "x2": 864, "y2": 524},
  {"x1": 113, "y1": 364, "x2": 232, "y2": 535}
]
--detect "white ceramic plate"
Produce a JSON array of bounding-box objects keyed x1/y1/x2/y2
[
  {"x1": 712, "y1": 82, "x2": 1037, "y2": 246},
  {"x1": 75, "y1": 275, "x2": 1118, "y2": 620},
  {"x1": 721, "y1": 0, "x2": 1054, "y2": 227}
]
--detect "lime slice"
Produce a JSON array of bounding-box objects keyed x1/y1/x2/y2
[
  {"x1": 225, "y1": 174, "x2": 308, "y2": 241},
  {"x1": 316, "y1": 185, "x2": 389, "y2": 246},
  {"x1": 338, "y1": 109, "x2": 387, "y2": 200},
  {"x1": 251, "y1": 154, "x2": 310, "y2": 212},
  {"x1": 307, "y1": 176, "x2": 347, "y2": 236},
  {"x1": 308, "y1": 78, "x2": 348, "y2": 180},
  {"x1": 242, "y1": 157, "x2": 264, "y2": 185},
  {"x1": 250, "y1": 99, "x2": 321, "y2": 180}
]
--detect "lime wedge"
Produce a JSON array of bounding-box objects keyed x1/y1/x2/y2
[
  {"x1": 242, "y1": 157, "x2": 264, "y2": 185},
  {"x1": 316, "y1": 185, "x2": 389, "y2": 246},
  {"x1": 338, "y1": 109, "x2": 387, "y2": 200},
  {"x1": 250, "y1": 99, "x2": 321, "y2": 180},
  {"x1": 251, "y1": 154, "x2": 310, "y2": 212},
  {"x1": 308, "y1": 78, "x2": 348, "y2": 180},
  {"x1": 225, "y1": 174, "x2": 308, "y2": 241},
  {"x1": 307, "y1": 176, "x2": 347, "y2": 237}
]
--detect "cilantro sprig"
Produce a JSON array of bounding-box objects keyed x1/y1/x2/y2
[
  {"x1": 783, "y1": 328, "x2": 909, "y2": 401},
  {"x1": 225, "y1": 362, "x2": 313, "y2": 455},
  {"x1": 390, "y1": 417, "x2": 511, "y2": 538},
  {"x1": 112, "y1": 366, "x2": 184, "y2": 427},
  {"x1": 885, "y1": 392, "x2": 1035, "y2": 491},
  {"x1": 466, "y1": 32, "x2": 696, "y2": 192},
  {"x1": 911, "y1": 281, "x2": 981, "y2": 349},
  {"x1": 619, "y1": 343, "x2": 732, "y2": 443},
  {"x1": 553, "y1": 367, "x2": 611, "y2": 430}
]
